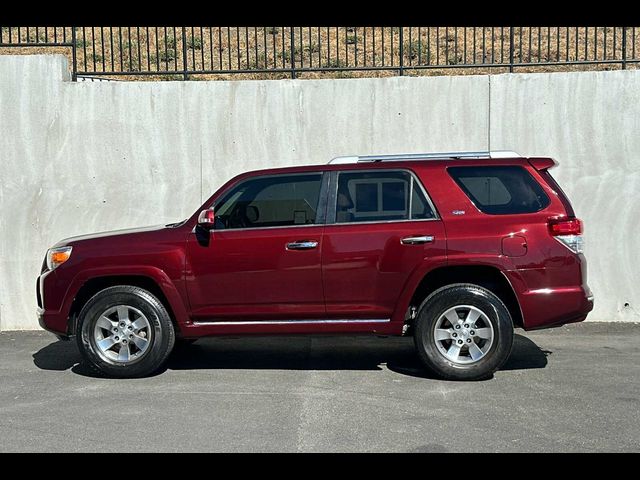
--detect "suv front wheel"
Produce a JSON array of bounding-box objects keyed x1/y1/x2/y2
[
  {"x1": 413, "y1": 283, "x2": 514, "y2": 381},
  {"x1": 76, "y1": 285, "x2": 176, "y2": 378}
]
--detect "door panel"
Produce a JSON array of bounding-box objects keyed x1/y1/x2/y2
[
  {"x1": 322, "y1": 168, "x2": 446, "y2": 320},
  {"x1": 186, "y1": 226, "x2": 325, "y2": 320},
  {"x1": 322, "y1": 221, "x2": 446, "y2": 318},
  {"x1": 185, "y1": 172, "x2": 328, "y2": 322}
]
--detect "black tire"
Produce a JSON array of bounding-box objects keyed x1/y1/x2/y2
[
  {"x1": 413, "y1": 283, "x2": 513, "y2": 381},
  {"x1": 76, "y1": 285, "x2": 176, "y2": 378}
]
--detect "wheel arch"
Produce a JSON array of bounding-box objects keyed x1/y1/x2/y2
[
  {"x1": 406, "y1": 264, "x2": 523, "y2": 330},
  {"x1": 67, "y1": 272, "x2": 187, "y2": 336}
]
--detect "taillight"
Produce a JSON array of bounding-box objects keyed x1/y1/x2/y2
[{"x1": 548, "y1": 217, "x2": 583, "y2": 253}]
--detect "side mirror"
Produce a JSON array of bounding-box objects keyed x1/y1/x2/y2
[{"x1": 197, "y1": 208, "x2": 216, "y2": 230}]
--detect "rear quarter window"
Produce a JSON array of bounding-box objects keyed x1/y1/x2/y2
[{"x1": 448, "y1": 166, "x2": 549, "y2": 214}]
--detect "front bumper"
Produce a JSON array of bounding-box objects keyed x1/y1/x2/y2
[
  {"x1": 36, "y1": 272, "x2": 71, "y2": 337},
  {"x1": 37, "y1": 306, "x2": 69, "y2": 338}
]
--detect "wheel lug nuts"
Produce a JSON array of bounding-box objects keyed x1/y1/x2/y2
[
  {"x1": 120, "y1": 322, "x2": 125, "y2": 327},
  {"x1": 467, "y1": 339, "x2": 472, "y2": 343},
  {"x1": 113, "y1": 328, "x2": 118, "y2": 332},
  {"x1": 123, "y1": 339, "x2": 127, "y2": 344},
  {"x1": 455, "y1": 325, "x2": 461, "y2": 329},
  {"x1": 464, "y1": 324, "x2": 469, "y2": 328},
  {"x1": 452, "y1": 332, "x2": 457, "y2": 338},
  {"x1": 457, "y1": 339, "x2": 463, "y2": 345},
  {"x1": 128, "y1": 325, "x2": 132, "y2": 330},
  {"x1": 129, "y1": 335, "x2": 133, "y2": 339},
  {"x1": 115, "y1": 336, "x2": 119, "y2": 341},
  {"x1": 470, "y1": 330, "x2": 475, "y2": 335}
]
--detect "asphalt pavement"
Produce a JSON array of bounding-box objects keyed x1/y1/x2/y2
[{"x1": 0, "y1": 322, "x2": 638, "y2": 452}]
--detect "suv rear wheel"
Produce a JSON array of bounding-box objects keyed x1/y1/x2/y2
[
  {"x1": 413, "y1": 283, "x2": 513, "y2": 381},
  {"x1": 76, "y1": 285, "x2": 175, "y2": 378}
]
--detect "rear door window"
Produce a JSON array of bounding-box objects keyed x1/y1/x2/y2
[
  {"x1": 448, "y1": 166, "x2": 549, "y2": 214},
  {"x1": 334, "y1": 170, "x2": 437, "y2": 223}
]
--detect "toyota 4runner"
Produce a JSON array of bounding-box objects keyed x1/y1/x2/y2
[{"x1": 37, "y1": 150, "x2": 594, "y2": 380}]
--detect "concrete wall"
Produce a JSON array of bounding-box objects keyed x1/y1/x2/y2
[{"x1": 0, "y1": 55, "x2": 638, "y2": 330}]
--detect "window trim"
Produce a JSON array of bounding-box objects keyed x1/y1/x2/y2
[
  {"x1": 447, "y1": 165, "x2": 550, "y2": 215},
  {"x1": 210, "y1": 171, "x2": 329, "y2": 232},
  {"x1": 326, "y1": 168, "x2": 440, "y2": 225}
]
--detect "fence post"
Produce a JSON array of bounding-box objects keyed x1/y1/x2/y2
[
  {"x1": 70, "y1": 26, "x2": 77, "y2": 81},
  {"x1": 290, "y1": 27, "x2": 296, "y2": 79},
  {"x1": 509, "y1": 26, "x2": 514, "y2": 72},
  {"x1": 181, "y1": 27, "x2": 188, "y2": 80},
  {"x1": 399, "y1": 27, "x2": 404, "y2": 76},
  {"x1": 622, "y1": 26, "x2": 627, "y2": 69}
]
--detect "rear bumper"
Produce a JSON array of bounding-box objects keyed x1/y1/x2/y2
[{"x1": 518, "y1": 285, "x2": 594, "y2": 330}]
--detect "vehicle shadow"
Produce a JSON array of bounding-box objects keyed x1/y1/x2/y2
[{"x1": 32, "y1": 332, "x2": 550, "y2": 379}]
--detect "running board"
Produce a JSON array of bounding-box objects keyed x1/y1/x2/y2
[{"x1": 192, "y1": 318, "x2": 390, "y2": 326}]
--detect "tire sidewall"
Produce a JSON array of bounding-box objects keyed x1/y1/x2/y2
[
  {"x1": 414, "y1": 284, "x2": 514, "y2": 380},
  {"x1": 77, "y1": 287, "x2": 174, "y2": 377}
]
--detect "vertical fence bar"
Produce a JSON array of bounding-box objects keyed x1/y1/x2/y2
[
  {"x1": 182, "y1": 27, "x2": 188, "y2": 80},
  {"x1": 355, "y1": 27, "x2": 358, "y2": 67},
  {"x1": 119, "y1": 28, "x2": 124, "y2": 72},
  {"x1": 82, "y1": 27, "x2": 87, "y2": 72},
  {"x1": 398, "y1": 27, "x2": 404, "y2": 75},
  {"x1": 622, "y1": 26, "x2": 627, "y2": 69},
  {"x1": 464, "y1": 27, "x2": 468, "y2": 63},
  {"x1": 372, "y1": 26, "x2": 376, "y2": 66},
  {"x1": 509, "y1": 26, "x2": 514, "y2": 72},
  {"x1": 290, "y1": 27, "x2": 295, "y2": 78},
  {"x1": 91, "y1": 26, "x2": 96, "y2": 72},
  {"x1": 173, "y1": 26, "x2": 178, "y2": 72},
  {"x1": 128, "y1": 26, "x2": 133, "y2": 72},
  {"x1": 299, "y1": 27, "x2": 303, "y2": 69},
  {"x1": 71, "y1": 26, "x2": 77, "y2": 81},
  {"x1": 136, "y1": 27, "x2": 142, "y2": 71},
  {"x1": 187, "y1": 27, "x2": 198, "y2": 70},
  {"x1": 101, "y1": 27, "x2": 106, "y2": 72},
  {"x1": 584, "y1": 26, "x2": 588, "y2": 61},
  {"x1": 381, "y1": 27, "x2": 385, "y2": 67},
  {"x1": 346, "y1": 27, "x2": 350, "y2": 67},
  {"x1": 254, "y1": 27, "x2": 259, "y2": 69},
  {"x1": 110, "y1": 27, "x2": 115, "y2": 72},
  {"x1": 146, "y1": 27, "x2": 150, "y2": 72}
]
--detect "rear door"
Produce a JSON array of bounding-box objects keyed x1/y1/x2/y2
[{"x1": 321, "y1": 169, "x2": 446, "y2": 320}]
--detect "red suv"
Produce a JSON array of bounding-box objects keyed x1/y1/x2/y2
[{"x1": 37, "y1": 151, "x2": 593, "y2": 380}]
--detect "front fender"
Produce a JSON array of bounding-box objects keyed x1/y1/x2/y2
[{"x1": 61, "y1": 265, "x2": 190, "y2": 331}]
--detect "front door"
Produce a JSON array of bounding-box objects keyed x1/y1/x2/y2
[{"x1": 186, "y1": 172, "x2": 328, "y2": 321}]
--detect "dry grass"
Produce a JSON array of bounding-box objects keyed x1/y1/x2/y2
[{"x1": 1, "y1": 26, "x2": 639, "y2": 81}]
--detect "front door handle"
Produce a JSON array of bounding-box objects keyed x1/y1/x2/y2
[
  {"x1": 401, "y1": 235, "x2": 435, "y2": 245},
  {"x1": 286, "y1": 241, "x2": 319, "y2": 250}
]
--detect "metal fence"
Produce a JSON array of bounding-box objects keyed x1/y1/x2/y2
[{"x1": 1, "y1": 26, "x2": 638, "y2": 80}]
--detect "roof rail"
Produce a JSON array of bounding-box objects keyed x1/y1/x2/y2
[{"x1": 328, "y1": 150, "x2": 522, "y2": 164}]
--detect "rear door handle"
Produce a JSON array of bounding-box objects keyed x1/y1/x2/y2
[
  {"x1": 401, "y1": 235, "x2": 435, "y2": 245},
  {"x1": 286, "y1": 241, "x2": 319, "y2": 250}
]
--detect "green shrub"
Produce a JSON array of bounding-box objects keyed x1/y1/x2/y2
[{"x1": 187, "y1": 36, "x2": 202, "y2": 50}]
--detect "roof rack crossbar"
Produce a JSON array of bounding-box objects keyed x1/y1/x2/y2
[{"x1": 328, "y1": 150, "x2": 521, "y2": 164}]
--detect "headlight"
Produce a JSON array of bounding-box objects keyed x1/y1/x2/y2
[{"x1": 46, "y1": 246, "x2": 73, "y2": 271}]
